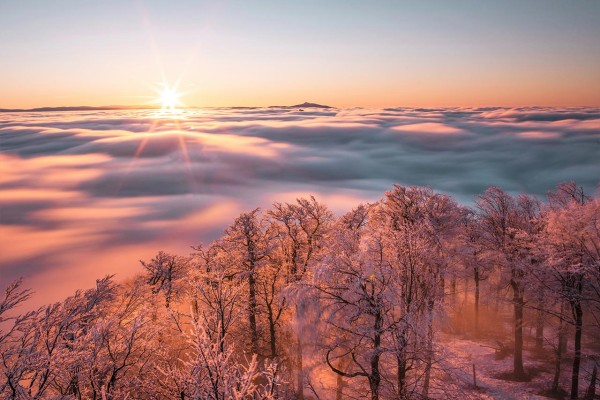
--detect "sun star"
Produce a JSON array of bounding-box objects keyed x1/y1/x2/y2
[{"x1": 156, "y1": 83, "x2": 184, "y2": 113}]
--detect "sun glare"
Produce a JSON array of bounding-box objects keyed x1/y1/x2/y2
[{"x1": 155, "y1": 83, "x2": 184, "y2": 114}]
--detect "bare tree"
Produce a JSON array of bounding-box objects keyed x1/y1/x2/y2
[
  {"x1": 380, "y1": 185, "x2": 461, "y2": 397},
  {"x1": 219, "y1": 209, "x2": 272, "y2": 356},
  {"x1": 457, "y1": 209, "x2": 490, "y2": 334},
  {"x1": 0, "y1": 279, "x2": 39, "y2": 399},
  {"x1": 542, "y1": 183, "x2": 599, "y2": 399},
  {"x1": 317, "y1": 204, "x2": 390, "y2": 400},
  {"x1": 141, "y1": 251, "x2": 190, "y2": 309},
  {"x1": 476, "y1": 187, "x2": 542, "y2": 379},
  {"x1": 192, "y1": 243, "x2": 243, "y2": 353},
  {"x1": 149, "y1": 308, "x2": 284, "y2": 400},
  {"x1": 269, "y1": 196, "x2": 332, "y2": 400}
]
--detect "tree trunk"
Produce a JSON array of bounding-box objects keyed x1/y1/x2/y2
[
  {"x1": 267, "y1": 304, "x2": 277, "y2": 358},
  {"x1": 439, "y1": 272, "x2": 446, "y2": 303},
  {"x1": 511, "y1": 278, "x2": 526, "y2": 378},
  {"x1": 244, "y1": 224, "x2": 260, "y2": 356},
  {"x1": 463, "y1": 271, "x2": 469, "y2": 306},
  {"x1": 248, "y1": 270, "x2": 259, "y2": 355},
  {"x1": 535, "y1": 288, "x2": 545, "y2": 351},
  {"x1": 535, "y1": 309, "x2": 544, "y2": 351},
  {"x1": 296, "y1": 338, "x2": 304, "y2": 400},
  {"x1": 451, "y1": 275, "x2": 457, "y2": 301},
  {"x1": 494, "y1": 283, "x2": 502, "y2": 313},
  {"x1": 369, "y1": 311, "x2": 382, "y2": 400},
  {"x1": 474, "y1": 265, "x2": 480, "y2": 334},
  {"x1": 570, "y1": 301, "x2": 583, "y2": 399},
  {"x1": 296, "y1": 303, "x2": 304, "y2": 400},
  {"x1": 335, "y1": 359, "x2": 346, "y2": 400},
  {"x1": 219, "y1": 313, "x2": 226, "y2": 353},
  {"x1": 560, "y1": 327, "x2": 568, "y2": 354},
  {"x1": 584, "y1": 364, "x2": 597, "y2": 400},
  {"x1": 397, "y1": 355, "x2": 407, "y2": 398},
  {"x1": 422, "y1": 303, "x2": 434, "y2": 398},
  {"x1": 552, "y1": 301, "x2": 566, "y2": 392}
]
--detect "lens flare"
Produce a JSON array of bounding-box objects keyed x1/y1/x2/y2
[{"x1": 155, "y1": 83, "x2": 184, "y2": 113}]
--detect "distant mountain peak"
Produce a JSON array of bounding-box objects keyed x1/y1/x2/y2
[
  {"x1": 268, "y1": 102, "x2": 333, "y2": 109},
  {"x1": 292, "y1": 102, "x2": 332, "y2": 109}
]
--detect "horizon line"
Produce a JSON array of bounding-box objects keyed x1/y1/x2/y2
[{"x1": 2, "y1": 103, "x2": 600, "y2": 113}]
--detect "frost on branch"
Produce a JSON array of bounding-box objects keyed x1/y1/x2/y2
[{"x1": 1, "y1": 182, "x2": 599, "y2": 399}]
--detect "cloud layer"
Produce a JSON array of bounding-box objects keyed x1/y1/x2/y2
[{"x1": 1, "y1": 107, "x2": 598, "y2": 304}]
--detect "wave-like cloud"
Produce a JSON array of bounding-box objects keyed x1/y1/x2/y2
[{"x1": 1, "y1": 107, "x2": 598, "y2": 304}]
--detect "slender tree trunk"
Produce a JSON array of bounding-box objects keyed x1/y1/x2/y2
[
  {"x1": 369, "y1": 311, "x2": 382, "y2": 400},
  {"x1": 439, "y1": 272, "x2": 446, "y2": 303},
  {"x1": 335, "y1": 359, "x2": 346, "y2": 400},
  {"x1": 422, "y1": 302, "x2": 434, "y2": 398},
  {"x1": 451, "y1": 275, "x2": 457, "y2": 301},
  {"x1": 460, "y1": 272, "x2": 468, "y2": 335},
  {"x1": 267, "y1": 304, "x2": 277, "y2": 358},
  {"x1": 296, "y1": 303, "x2": 304, "y2": 400},
  {"x1": 396, "y1": 323, "x2": 409, "y2": 398},
  {"x1": 552, "y1": 301, "x2": 566, "y2": 392},
  {"x1": 535, "y1": 288, "x2": 545, "y2": 351},
  {"x1": 219, "y1": 313, "x2": 226, "y2": 353},
  {"x1": 248, "y1": 270, "x2": 259, "y2": 355},
  {"x1": 397, "y1": 355, "x2": 407, "y2": 398},
  {"x1": 494, "y1": 283, "x2": 502, "y2": 313},
  {"x1": 244, "y1": 223, "x2": 260, "y2": 356},
  {"x1": 570, "y1": 301, "x2": 583, "y2": 399},
  {"x1": 560, "y1": 324, "x2": 568, "y2": 354},
  {"x1": 511, "y1": 278, "x2": 526, "y2": 378},
  {"x1": 463, "y1": 271, "x2": 469, "y2": 306},
  {"x1": 584, "y1": 364, "x2": 597, "y2": 400},
  {"x1": 535, "y1": 309, "x2": 544, "y2": 351},
  {"x1": 297, "y1": 338, "x2": 304, "y2": 400},
  {"x1": 369, "y1": 377, "x2": 380, "y2": 400},
  {"x1": 474, "y1": 265, "x2": 480, "y2": 334}
]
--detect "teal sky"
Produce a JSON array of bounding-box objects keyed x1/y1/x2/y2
[{"x1": 1, "y1": 0, "x2": 599, "y2": 108}]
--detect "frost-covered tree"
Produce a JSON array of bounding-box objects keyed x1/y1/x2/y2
[
  {"x1": 456, "y1": 209, "x2": 491, "y2": 334},
  {"x1": 316, "y1": 204, "x2": 392, "y2": 400},
  {"x1": 147, "y1": 312, "x2": 284, "y2": 400},
  {"x1": 0, "y1": 279, "x2": 38, "y2": 399},
  {"x1": 0, "y1": 276, "x2": 154, "y2": 399},
  {"x1": 379, "y1": 185, "x2": 461, "y2": 397},
  {"x1": 268, "y1": 196, "x2": 332, "y2": 400},
  {"x1": 476, "y1": 187, "x2": 542, "y2": 379},
  {"x1": 191, "y1": 243, "x2": 243, "y2": 353},
  {"x1": 541, "y1": 182, "x2": 599, "y2": 398},
  {"x1": 317, "y1": 185, "x2": 461, "y2": 400},
  {"x1": 141, "y1": 251, "x2": 190, "y2": 309},
  {"x1": 2, "y1": 182, "x2": 599, "y2": 399},
  {"x1": 218, "y1": 209, "x2": 272, "y2": 356}
]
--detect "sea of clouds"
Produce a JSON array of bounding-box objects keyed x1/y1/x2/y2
[{"x1": 1, "y1": 106, "x2": 598, "y2": 303}]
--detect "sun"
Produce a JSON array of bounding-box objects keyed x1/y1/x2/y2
[{"x1": 155, "y1": 83, "x2": 184, "y2": 113}]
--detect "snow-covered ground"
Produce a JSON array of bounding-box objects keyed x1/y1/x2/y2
[{"x1": 430, "y1": 332, "x2": 598, "y2": 400}]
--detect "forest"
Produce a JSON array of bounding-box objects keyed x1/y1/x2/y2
[{"x1": 1, "y1": 182, "x2": 599, "y2": 400}]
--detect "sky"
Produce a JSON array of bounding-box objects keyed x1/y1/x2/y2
[{"x1": 1, "y1": 0, "x2": 600, "y2": 108}]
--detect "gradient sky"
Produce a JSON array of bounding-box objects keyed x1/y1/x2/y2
[{"x1": 1, "y1": 0, "x2": 600, "y2": 108}]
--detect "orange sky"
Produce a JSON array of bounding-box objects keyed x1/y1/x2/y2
[{"x1": 1, "y1": 1, "x2": 599, "y2": 109}]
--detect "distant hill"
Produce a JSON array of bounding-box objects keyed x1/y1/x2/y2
[{"x1": 269, "y1": 102, "x2": 333, "y2": 109}]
